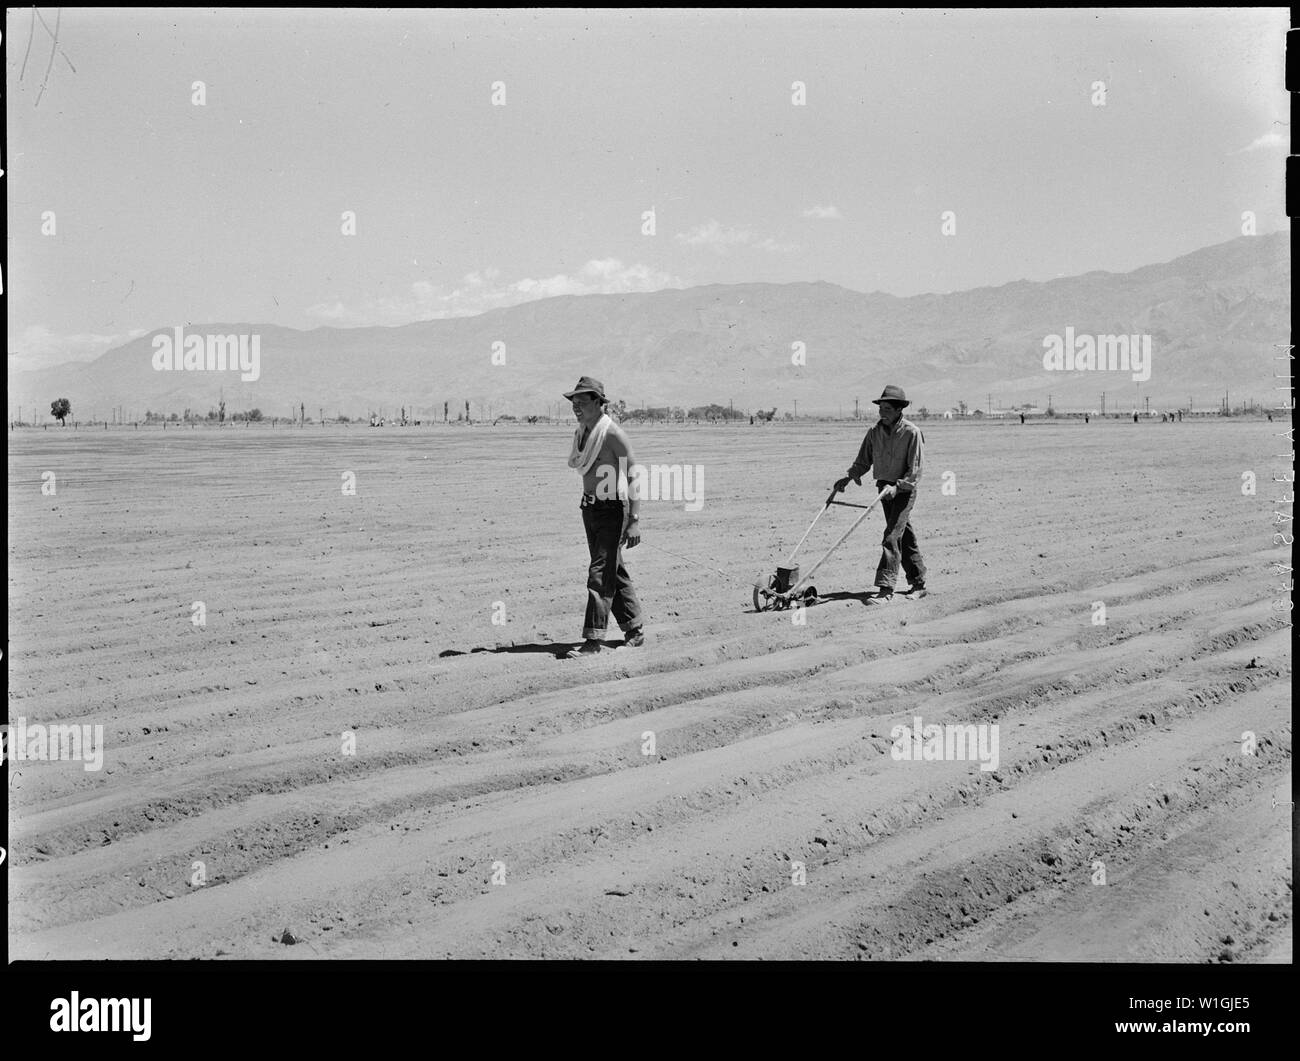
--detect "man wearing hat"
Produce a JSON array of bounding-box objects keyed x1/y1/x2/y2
[
  {"x1": 833, "y1": 384, "x2": 927, "y2": 603},
  {"x1": 562, "y1": 376, "x2": 645, "y2": 657}
]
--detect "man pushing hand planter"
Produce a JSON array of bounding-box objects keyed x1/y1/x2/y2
[
  {"x1": 833, "y1": 384, "x2": 927, "y2": 604},
  {"x1": 563, "y1": 376, "x2": 645, "y2": 658}
]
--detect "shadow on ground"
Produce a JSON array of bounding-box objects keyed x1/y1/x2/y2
[
  {"x1": 818, "y1": 591, "x2": 880, "y2": 606},
  {"x1": 438, "y1": 640, "x2": 640, "y2": 659}
]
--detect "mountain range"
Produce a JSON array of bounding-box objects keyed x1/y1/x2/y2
[{"x1": 9, "y1": 232, "x2": 1288, "y2": 420}]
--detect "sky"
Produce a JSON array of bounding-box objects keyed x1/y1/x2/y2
[{"x1": 5, "y1": 7, "x2": 1290, "y2": 373}]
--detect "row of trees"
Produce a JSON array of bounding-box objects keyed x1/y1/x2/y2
[
  {"x1": 48, "y1": 397, "x2": 276, "y2": 426},
  {"x1": 614, "y1": 402, "x2": 782, "y2": 422},
  {"x1": 44, "y1": 394, "x2": 1263, "y2": 428},
  {"x1": 143, "y1": 407, "x2": 267, "y2": 422}
]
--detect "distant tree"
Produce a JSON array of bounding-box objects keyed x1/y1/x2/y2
[
  {"x1": 50, "y1": 397, "x2": 72, "y2": 426},
  {"x1": 629, "y1": 406, "x2": 674, "y2": 421},
  {"x1": 611, "y1": 399, "x2": 628, "y2": 421},
  {"x1": 915, "y1": 407, "x2": 929, "y2": 419},
  {"x1": 248, "y1": 408, "x2": 264, "y2": 422},
  {"x1": 688, "y1": 403, "x2": 733, "y2": 420},
  {"x1": 218, "y1": 397, "x2": 226, "y2": 423}
]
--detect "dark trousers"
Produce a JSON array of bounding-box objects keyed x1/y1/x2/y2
[
  {"x1": 874, "y1": 483, "x2": 926, "y2": 590},
  {"x1": 581, "y1": 500, "x2": 643, "y2": 639}
]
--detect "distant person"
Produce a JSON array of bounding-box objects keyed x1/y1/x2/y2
[
  {"x1": 1133, "y1": 412, "x2": 1139, "y2": 423},
  {"x1": 833, "y1": 384, "x2": 926, "y2": 603},
  {"x1": 1020, "y1": 413, "x2": 1025, "y2": 424},
  {"x1": 1085, "y1": 414, "x2": 1089, "y2": 424},
  {"x1": 563, "y1": 376, "x2": 644, "y2": 657}
]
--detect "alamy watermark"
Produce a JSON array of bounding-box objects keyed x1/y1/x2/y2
[
  {"x1": 594, "y1": 456, "x2": 704, "y2": 512},
  {"x1": 890, "y1": 715, "x2": 1000, "y2": 772},
  {"x1": 151, "y1": 326, "x2": 261, "y2": 382},
  {"x1": 1042, "y1": 328, "x2": 1151, "y2": 383},
  {"x1": 3, "y1": 717, "x2": 104, "y2": 771},
  {"x1": 50, "y1": 993, "x2": 151, "y2": 1041}
]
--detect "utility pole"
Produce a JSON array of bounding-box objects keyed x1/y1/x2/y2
[
  {"x1": 793, "y1": 399, "x2": 798, "y2": 419},
  {"x1": 1100, "y1": 391, "x2": 1105, "y2": 417},
  {"x1": 854, "y1": 397, "x2": 859, "y2": 419},
  {"x1": 730, "y1": 397, "x2": 734, "y2": 423},
  {"x1": 1144, "y1": 395, "x2": 1149, "y2": 416}
]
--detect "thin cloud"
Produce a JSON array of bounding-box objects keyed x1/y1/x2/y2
[
  {"x1": 801, "y1": 204, "x2": 843, "y2": 220},
  {"x1": 8, "y1": 324, "x2": 148, "y2": 373},
  {"x1": 674, "y1": 219, "x2": 798, "y2": 254},
  {"x1": 1231, "y1": 128, "x2": 1287, "y2": 154},
  {"x1": 305, "y1": 259, "x2": 686, "y2": 327}
]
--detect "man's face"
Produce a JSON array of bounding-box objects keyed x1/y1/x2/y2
[
  {"x1": 571, "y1": 394, "x2": 600, "y2": 424},
  {"x1": 878, "y1": 401, "x2": 903, "y2": 427}
]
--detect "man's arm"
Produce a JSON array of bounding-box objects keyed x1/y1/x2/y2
[
  {"x1": 606, "y1": 425, "x2": 641, "y2": 545},
  {"x1": 896, "y1": 425, "x2": 922, "y2": 493},
  {"x1": 836, "y1": 430, "x2": 873, "y2": 491}
]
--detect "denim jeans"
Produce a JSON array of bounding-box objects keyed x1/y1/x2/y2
[
  {"x1": 874, "y1": 482, "x2": 926, "y2": 590},
  {"x1": 581, "y1": 499, "x2": 643, "y2": 639}
]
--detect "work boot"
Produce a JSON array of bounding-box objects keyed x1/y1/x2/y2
[
  {"x1": 866, "y1": 588, "x2": 895, "y2": 605},
  {"x1": 564, "y1": 639, "x2": 605, "y2": 658},
  {"x1": 903, "y1": 582, "x2": 927, "y2": 599},
  {"x1": 623, "y1": 628, "x2": 645, "y2": 647}
]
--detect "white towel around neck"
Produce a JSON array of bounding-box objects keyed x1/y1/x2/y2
[{"x1": 567, "y1": 413, "x2": 612, "y2": 476}]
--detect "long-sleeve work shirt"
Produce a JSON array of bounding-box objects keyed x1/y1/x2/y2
[{"x1": 846, "y1": 417, "x2": 924, "y2": 493}]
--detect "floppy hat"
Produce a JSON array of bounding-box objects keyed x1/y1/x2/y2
[
  {"x1": 563, "y1": 376, "x2": 606, "y2": 401},
  {"x1": 871, "y1": 384, "x2": 910, "y2": 408}
]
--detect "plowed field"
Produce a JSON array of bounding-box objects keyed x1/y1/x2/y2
[{"x1": 7, "y1": 420, "x2": 1291, "y2": 960}]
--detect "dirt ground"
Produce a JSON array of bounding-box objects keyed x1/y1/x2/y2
[{"x1": 6, "y1": 419, "x2": 1292, "y2": 960}]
